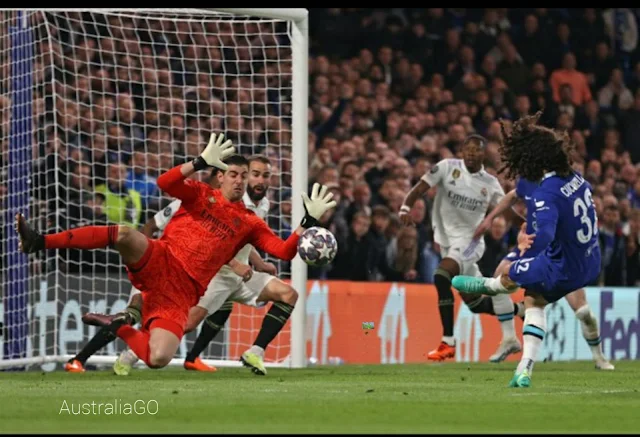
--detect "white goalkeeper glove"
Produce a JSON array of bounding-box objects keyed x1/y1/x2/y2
[
  {"x1": 301, "y1": 183, "x2": 337, "y2": 229},
  {"x1": 192, "y1": 133, "x2": 236, "y2": 171}
]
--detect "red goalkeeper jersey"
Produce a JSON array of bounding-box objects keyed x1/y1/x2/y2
[{"x1": 157, "y1": 166, "x2": 299, "y2": 293}]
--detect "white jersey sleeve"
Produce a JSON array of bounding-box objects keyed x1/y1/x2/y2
[
  {"x1": 154, "y1": 199, "x2": 182, "y2": 231},
  {"x1": 421, "y1": 159, "x2": 450, "y2": 187}
]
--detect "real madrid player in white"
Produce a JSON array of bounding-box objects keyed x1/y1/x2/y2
[
  {"x1": 98, "y1": 156, "x2": 295, "y2": 376},
  {"x1": 399, "y1": 134, "x2": 521, "y2": 361}
]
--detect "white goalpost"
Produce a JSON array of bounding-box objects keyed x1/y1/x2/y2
[{"x1": 0, "y1": 8, "x2": 308, "y2": 371}]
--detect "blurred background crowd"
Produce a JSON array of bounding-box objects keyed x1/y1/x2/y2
[
  {"x1": 307, "y1": 8, "x2": 640, "y2": 286},
  {"x1": 0, "y1": 8, "x2": 638, "y2": 287}
]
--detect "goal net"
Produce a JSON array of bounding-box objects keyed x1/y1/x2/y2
[{"x1": 0, "y1": 8, "x2": 308, "y2": 371}]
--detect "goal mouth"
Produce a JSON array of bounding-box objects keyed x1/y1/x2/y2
[{"x1": 0, "y1": 8, "x2": 308, "y2": 371}]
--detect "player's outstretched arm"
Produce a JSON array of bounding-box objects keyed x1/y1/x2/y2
[
  {"x1": 191, "y1": 132, "x2": 235, "y2": 172},
  {"x1": 399, "y1": 180, "x2": 430, "y2": 226},
  {"x1": 157, "y1": 133, "x2": 235, "y2": 202},
  {"x1": 249, "y1": 248, "x2": 277, "y2": 275},
  {"x1": 472, "y1": 189, "x2": 519, "y2": 240},
  {"x1": 227, "y1": 259, "x2": 253, "y2": 282},
  {"x1": 249, "y1": 183, "x2": 337, "y2": 260}
]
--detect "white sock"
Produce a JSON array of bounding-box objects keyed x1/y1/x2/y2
[
  {"x1": 120, "y1": 349, "x2": 139, "y2": 366},
  {"x1": 484, "y1": 276, "x2": 517, "y2": 294},
  {"x1": 441, "y1": 336, "x2": 455, "y2": 346},
  {"x1": 492, "y1": 294, "x2": 516, "y2": 339},
  {"x1": 249, "y1": 345, "x2": 265, "y2": 357},
  {"x1": 574, "y1": 305, "x2": 605, "y2": 361},
  {"x1": 516, "y1": 307, "x2": 546, "y2": 375}
]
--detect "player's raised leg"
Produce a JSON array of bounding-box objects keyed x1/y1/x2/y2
[
  {"x1": 452, "y1": 253, "x2": 519, "y2": 294},
  {"x1": 565, "y1": 289, "x2": 614, "y2": 370},
  {"x1": 509, "y1": 291, "x2": 547, "y2": 388},
  {"x1": 16, "y1": 214, "x2": 149, "y2": 266}
]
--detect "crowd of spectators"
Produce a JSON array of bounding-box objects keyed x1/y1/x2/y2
[
  {"x1": 0, "y1": 8, "x2": 638, "y2": 287},
  {"x1": 306, "y1": 8, "x2": 640, "y2": 286}
]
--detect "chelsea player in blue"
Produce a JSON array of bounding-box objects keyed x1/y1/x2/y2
[
  {"x1": 453, "y1": 112, "x2": 603, "y2": 388},
  {"x1": 473, "y1": 178, "x2": 614, "y2": 369}
]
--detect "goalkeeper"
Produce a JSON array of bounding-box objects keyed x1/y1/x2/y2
[
  {"x1": 72, "y1": 156, "x2": 291, "y2": 375},
  {"x1": 17, "y1": 133, "x2": 336, "y2": 370}
]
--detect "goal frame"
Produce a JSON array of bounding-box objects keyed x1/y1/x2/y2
[{"x1": 0, "y1": 8, "x2": 308, "y2": 371}]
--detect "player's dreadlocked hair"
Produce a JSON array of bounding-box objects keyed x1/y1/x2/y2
[{"x1": 498, "y1": 111, "x2": 574, "y2": 181}]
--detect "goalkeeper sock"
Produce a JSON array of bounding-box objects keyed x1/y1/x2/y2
[
  {"x1": 73, "y1": 327, "x2": 116, "y2": 365},
  {"x1": 115, "y1": 325, "x2": 151, "y2": 366},
  {"x1": 253, "y1": 302, "x2": 294, "y2": 350},
  {"x1": 45, "y1": 225, "x2": 119, "y2": 250},
  {"x1": 185, "y1": 303, "x2": 232, "y2": 362}
]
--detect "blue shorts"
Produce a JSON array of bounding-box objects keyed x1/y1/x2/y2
[{"x1": 508, "y1": 250, "x2": 601, "y2": 303}]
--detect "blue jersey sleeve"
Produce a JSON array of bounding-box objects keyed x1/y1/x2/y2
[{"x1": 527, "y1": 193, "x2": 559, "y2": 254}]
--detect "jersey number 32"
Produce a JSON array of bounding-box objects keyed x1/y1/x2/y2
[{"x1": 573, "y1": 189, "x2": 598, "y2": 244}]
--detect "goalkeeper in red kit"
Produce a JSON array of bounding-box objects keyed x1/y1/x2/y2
[{"x1": 16, "y1": 133, "x2": 336, "y2": 369}]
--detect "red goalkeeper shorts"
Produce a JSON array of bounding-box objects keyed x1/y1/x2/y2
[{"x1": 126, "y1": 238, "x2": 201, "y2": 336}]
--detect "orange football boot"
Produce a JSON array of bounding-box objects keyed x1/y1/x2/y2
[
  {"x1": 184, "y1": 357, "x2": 217, "y2": 372},
  {"x1": 427, "y1": 342, "x2": 456, "y2": 361},
  {"x1": 64, "y1": 359, "x2": 85, "y2": 373}
]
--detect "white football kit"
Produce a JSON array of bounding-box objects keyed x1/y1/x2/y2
[
  {"x1": 421, "y1": 159, "x2": 504, "y2": 276},
  {"x1": 129, "y1": 192, "x2": 275, "y2": 313}
]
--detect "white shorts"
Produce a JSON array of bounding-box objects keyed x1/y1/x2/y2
[
  {"x1": 440, "y1": 238, "x2": 484, "y2": 277},
  {"x1": 196, "y1": 271, "x2": 275, "y2": 314}
]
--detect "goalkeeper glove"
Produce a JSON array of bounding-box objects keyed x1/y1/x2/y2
[
  {"x1": 192, "y1": 133, "x2": 236, "y2": 171},
  {"x1": 301, "y1": 183, "x2": 337, "y2": 229}
]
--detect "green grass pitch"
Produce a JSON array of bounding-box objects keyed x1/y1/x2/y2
[{"x1": 1, "y1": 361, "x2": 639, "y2": 434}]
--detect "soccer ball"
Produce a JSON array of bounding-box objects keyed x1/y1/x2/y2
[{"x1": 297, "y1": 227, "x2": 338, "y2": 266}]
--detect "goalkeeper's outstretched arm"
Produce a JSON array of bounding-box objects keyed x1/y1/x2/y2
[
  {"x1": 248, "y1": 183, "x2": 337, "y2": 261},
  {"x1": 157, "y1": 133, "x2": 235, "y2": 202}
]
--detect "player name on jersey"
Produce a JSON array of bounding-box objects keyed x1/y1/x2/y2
[{"x1": 559, "y1": 173, "x2": 586, "y2": 198}]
